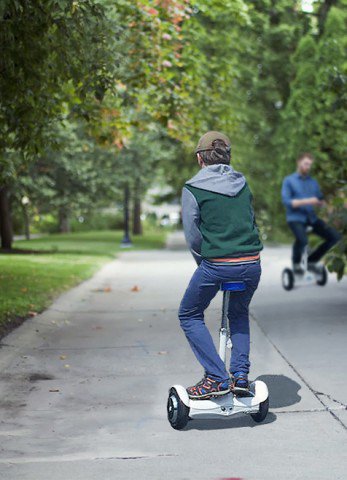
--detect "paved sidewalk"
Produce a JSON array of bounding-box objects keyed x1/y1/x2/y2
[{"x1": 0, "y1": 239, "x2": 346, "y2": 479}]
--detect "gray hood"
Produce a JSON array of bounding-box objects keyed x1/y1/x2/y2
[{"x1": 185, "y1": 164, "x2": 246, "y2": 197}]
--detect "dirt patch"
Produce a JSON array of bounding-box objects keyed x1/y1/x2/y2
[
  {"x1": 0, "y1": 315, "x2": 28, "y2": 342},
  {"x1": 28, "y1": 373, "x2": 55, "y2": 382}
]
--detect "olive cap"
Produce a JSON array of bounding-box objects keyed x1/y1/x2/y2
[{"x1": 195, "y1": 131, "x2": 231, "y2": 154}]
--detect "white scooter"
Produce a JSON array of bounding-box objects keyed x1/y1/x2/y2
[
  {"x1": 167, "y1": 281, "x2": 269, "y2": 430},
  {"x1": 282, "y1": 246, "x2": 328, "y2": 291}
]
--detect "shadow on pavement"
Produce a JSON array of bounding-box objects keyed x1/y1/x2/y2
[
  {"x1": 256, "y1": 374, "x2": 301, "y2": 408},
  {"x1": 184, "y1": 412, "x2": 276, "y2": 431}
]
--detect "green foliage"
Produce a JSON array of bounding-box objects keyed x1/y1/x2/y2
[
  {"x1": 274, "y1": 3, "x2": 347, "y2": 276},
  {"x1": 0, "y1": 0, "x2": 120, "y2": 163},
  {"x1": 1, "y1": 0, "x2": 345, "y2": 278},
  {"x1": 70, "y1": 212, "x2": 124, "y2": 233},
  {"x1": 229, "y1": 1, "x2": 308, "y2": 224}
]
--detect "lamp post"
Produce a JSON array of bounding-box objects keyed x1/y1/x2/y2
[
  {"x1": 21, "y1": 195, "x2": 30, "y2": 240},
  {"x1": 120, "y1": 183, "x2": 132, "y2": 248}
]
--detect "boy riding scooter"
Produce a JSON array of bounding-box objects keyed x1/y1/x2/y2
[{"x1": 179, "y1": 131, "x2": 263, "y2": 399}]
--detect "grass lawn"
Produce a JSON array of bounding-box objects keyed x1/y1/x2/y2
[{"x1": 0, "y1": 229, "x2": 166, "y2": 338}]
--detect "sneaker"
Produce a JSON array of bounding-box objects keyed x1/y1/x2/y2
[
  {"x1": 231, "y1": 372, "x2": 250, "y2": 397},
  {"x1": 186, "y1": 375, "x2": 230, "y2": 400},
  {"x1": 308, "y1": 262, "x2": 323, "y2": 275}
]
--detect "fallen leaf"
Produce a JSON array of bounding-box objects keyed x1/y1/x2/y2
[
  {"x1": 131, "y1": 285, "x2": 140, "y2": 292},
  {"x1": 103, "y1": 287, "x2": 112, "y2": 292},
  {"x1": 28, "y1": 311, "x2": 37, "y2": 317},
  {"x1": 158, "y1": 351, "x2": 168, "y2": 355},
  {"x1": 21, "y1": 287, "x2": 28, "y2": 293},
  {"x1": 59, "y1": 355, "x2": 67, "y2": 360},
  {"x1": 64, "y1": 364, "x2": 70, "y2": 368}
]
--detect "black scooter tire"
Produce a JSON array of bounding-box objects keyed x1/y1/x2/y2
[
  {"x1": 316, "y1": 266, "x2": 328, "y2": 286},
  {"x1": 251, "y1": 396, "x2": 269, "y2": 423},
  {"x1": 282, "y1": 268, "x2": 294, "y2": 291},
  {"x1": 167, "y1": 387, "x2": 190, "y2": 430}
]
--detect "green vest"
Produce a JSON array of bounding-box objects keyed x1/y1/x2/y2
[{"x1": 185, "y1": 183, "x2": 263, "y2": 258}]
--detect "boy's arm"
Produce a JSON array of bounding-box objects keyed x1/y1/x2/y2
[{"x1": 181, "y1": 186, "x2": 203, "y2": 266}]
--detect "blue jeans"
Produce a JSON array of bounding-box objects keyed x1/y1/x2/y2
[
  {"x1": 178, "y1": 260, "x2": 261, "y2": 382},
  {"x1": 288, "y1": 218, "x2": 341, "y2": 264}
]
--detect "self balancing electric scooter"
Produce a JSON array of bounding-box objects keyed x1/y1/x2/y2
[
  {"x1": 167, "y1": 281, "x2": 269, "y2": 430},
  {"x1": 282, "y1": 246, "x2": 328, "y2": 291}
]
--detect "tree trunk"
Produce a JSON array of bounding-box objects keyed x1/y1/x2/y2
[
  {"x1": 318, "y1": 0, "x2": 337, "y2": 35},
  {"x1": 0, "y1": 185, "x2": 13, "y2": 249},
  {"x1": 22, "y1": 205, "x2": 30, "y2": 240},
  {"x1": 132, "y1": 180, "x2": 142, "y2": 235},
  {"x1": 121, "y1": 183, "x2": 132, "y2": 246},
  {"x1": 59, "y1": 207, "x2": 70, "y2": 233}
]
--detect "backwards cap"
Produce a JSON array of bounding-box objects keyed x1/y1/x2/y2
[{"x1": 195, "y1": 131, "x2": 231, "y2": 154}]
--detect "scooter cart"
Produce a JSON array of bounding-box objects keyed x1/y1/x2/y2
[
  {"x1": 167, "y1": 281, "x2": 269, "y2": 430},
  {"x1": 282, "y1": 247, "x2": 328, "y2": 291}
]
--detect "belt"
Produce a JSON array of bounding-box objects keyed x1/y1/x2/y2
[{"x1": 207, "y1": 253, "x2": 260, "y2": 265}]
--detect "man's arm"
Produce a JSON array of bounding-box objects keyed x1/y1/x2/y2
[
  {"x1": 292, "y1": 198, "x2": 323, "y2": 207},
  {"x1": 281, "y1": 177, "x2": 323, "y2": 208},
  {"x1": 181, "y1": 187, "x2": 203, "y2": 265},
  {"x1": 281, "y1": 177, "x2": 294, "y2": 207}
]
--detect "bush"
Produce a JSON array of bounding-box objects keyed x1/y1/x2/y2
[{"x1": 70, "y1": 211, "x2": 124, "y2": 232}]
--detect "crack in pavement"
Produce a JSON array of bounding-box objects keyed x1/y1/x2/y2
[
  {"x1": 34, "y1": 345, "x2": 150, "y2": 351},
  {"x1": 275, "y1": 407, "x2": 346, "y2": 414},
  {"x1": 0, "y1": 453, "x2": 179, "y2": 464},
  {"x1": 314, "y1": 391, "x2": 347, "y2": 409},
  {"x1": 251, "y1": 312, "x2": 347, "y2": 431},
  {"x1": 45, "y1": 307, "x2": 220, "y2": 314}
]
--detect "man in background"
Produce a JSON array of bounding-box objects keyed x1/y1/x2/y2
[{"x1": 281, "y1": 152, "x2": 341, "y2": 274}]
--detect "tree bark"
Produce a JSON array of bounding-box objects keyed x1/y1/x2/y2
[
  {"x1": 59, "y1": 207, "x2": 70, "y2": 233},
  {"x1": 121, "y1": 183, "x2": 132, "y2": 245},
  {"x1": 0, "y1": 185, "x2": 13, "y2": 249},
  {"x1": 132, "y1": 180, "x2": 142, "y2": 235},
  {"x1": 22, "y1": 205, "x2": 30, "y2": 240},
  {"x1": 318, "y1": 0, "x2": 337, "y2": 35}
]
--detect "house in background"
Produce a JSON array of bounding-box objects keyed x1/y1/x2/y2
[{"x1": 141, "y1": 185, "x2": 181, "y2": 227}]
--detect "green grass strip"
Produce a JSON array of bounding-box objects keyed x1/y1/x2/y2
[{"x1": 0, "y1": 229, "x2": 166, "y2": 337}]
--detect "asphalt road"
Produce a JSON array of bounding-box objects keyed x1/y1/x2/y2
[{"x1": 0, "y1": 234, "x2": 346, "y2": 479}]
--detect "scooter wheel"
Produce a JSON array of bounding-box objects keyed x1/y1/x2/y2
[
  {"x1": 250, "y1": 396, "x2": 269, "y2": 423},
  {"x1": 167, "y1": 387, "x2": 190, "y2": 430},
  {"x1": 316, "y1": 266, "x2": 328, "y2": 286},
  {"x1": 282, "y1": 268, "x2": 294, "y2": 291}
]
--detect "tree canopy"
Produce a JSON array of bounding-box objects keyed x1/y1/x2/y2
[{"x1": 0, "y1": 0, "x2": 345, "y2": 276}]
